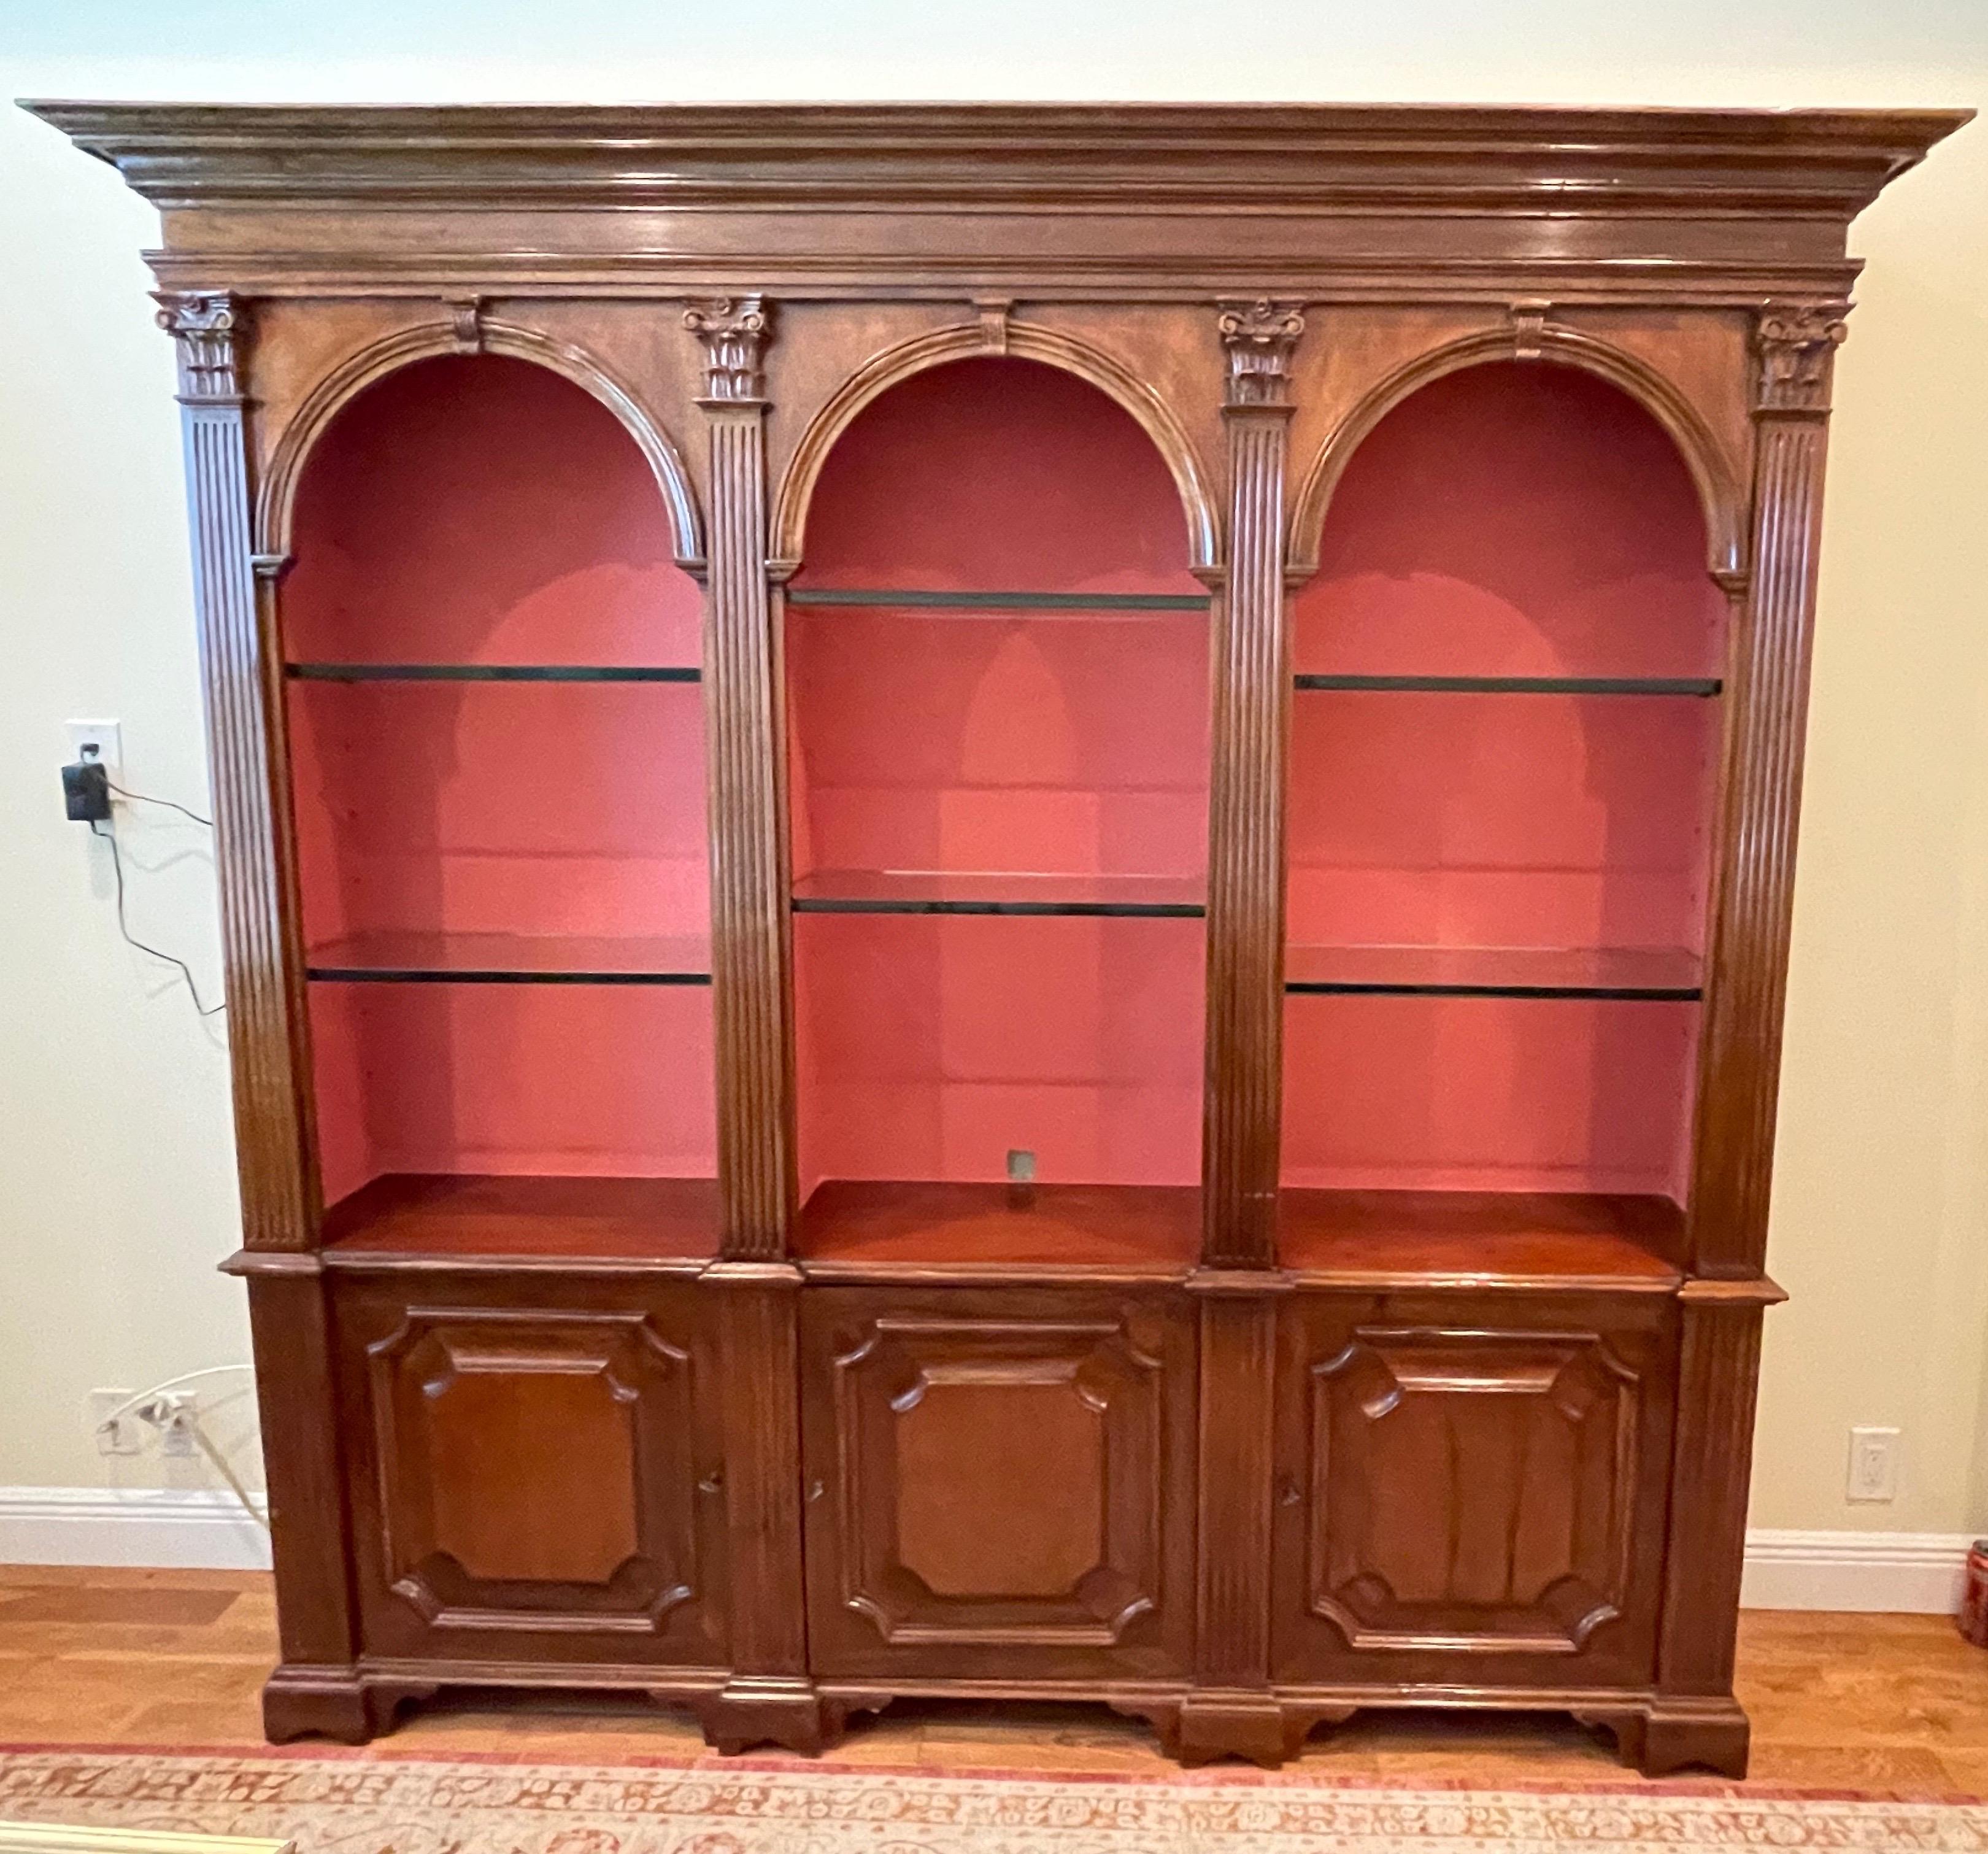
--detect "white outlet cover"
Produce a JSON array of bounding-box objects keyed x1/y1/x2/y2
[
  {"x1": 87, "y1": 1388, "x2": 141, "y2": 1457},
  {"x1": 65, "y1": 719, "x2": 122, "y2": 779},
  {"x1": 1847, "y1": 1425, "x2": 1901, "y2": 1502}
]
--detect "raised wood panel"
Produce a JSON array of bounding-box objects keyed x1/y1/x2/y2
[
  {"x1": 1274, "y1": 1294, "x2": 1675, "y2": 1688},
  {"x1": 801, "y1": 1288, "x2": 1193, "y2": 1680},
  {"x1": 337, "y1": 1283, "x2": 726, "y2": 1666}
]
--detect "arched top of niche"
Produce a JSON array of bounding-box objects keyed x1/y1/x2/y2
[
  {"x1": 1290, "y1": 325, "x2": 1745, "y2": 582},
  {"x1": 254, "y1": 318, "x2": 703, "y2": 566},
  {"x1": 771, "y1": 320, "x2": 1220, "y2": 574}
]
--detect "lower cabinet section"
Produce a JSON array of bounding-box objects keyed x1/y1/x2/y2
[
  {"x1": 798, "y1": 1286, "x2": 1197, "y2": 1682},
  {"x1": 333, "y1": 1277, "x2": 729, "y2": 1667},
  {"x1": 1272, "y1": 1292, "x2": 1678, "y2": 1690},
  {"x1": 317, "y1": 1270, "x2": 1688, "y2": 1752}
]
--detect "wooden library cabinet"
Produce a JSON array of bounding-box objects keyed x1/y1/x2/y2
[{"x1": 32, "y1": 97, "x2": 1967, "y2": 1774}]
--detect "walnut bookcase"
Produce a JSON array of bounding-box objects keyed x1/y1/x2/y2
[{"x1": 32, "y1": 99, "x2": 1966, "y2": 1774}]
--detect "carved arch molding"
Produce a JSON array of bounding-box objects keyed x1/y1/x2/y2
[
  {"x1": 768, "y1": 317, "x2": 1223, "y2": 574},
  {"x1": 246, "y1": 301, "x2": 706, "y2": 569},
  {"x1": 1288, "y1": 310, "x2": 1750, "y2": 581},
  {"x1": 226, "y1": 290, "x2": 1759, "y2": 597}
]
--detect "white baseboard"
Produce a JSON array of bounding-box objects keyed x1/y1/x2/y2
[
  {"x1": 0, "y1": 1490, "x2": 1970, "y2": 1612},
  {"x1": 1739, "y1": 1528, "x2": 1973, "y2": 1613},
  {"x1": 0, "y1": 1486, "x2": 270, "y2": 1571}
]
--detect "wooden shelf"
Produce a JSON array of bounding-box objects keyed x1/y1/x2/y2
[
  {"x1": 786, "y1": 587, "x2": 1209, "y2": 612},
  {"x1": 320, "y1": 1173, "x2": 720, "y2": 1267},
  {"x1": 1279, "y1": 1188, "x2": 1684, "y2": 1288},
  {"x1": 795, "y1": 1178, "x2": 1203, "y2": 1272},
  {"x1": 1285, "y1": 943, "x2": 1702, "y2": 1000},
  {"x1": 287, "y1": 663, "x2": 699, "y2": 682},
  {"x1": 1293, "y1": 673, "x2": 1721, "y2": 696},
  {"x1": 792, "y1": 870, "x2": 1205, "y2": 917},
  {"x1": 306, "y1": 930, "x2": 711, "y2": 984}
]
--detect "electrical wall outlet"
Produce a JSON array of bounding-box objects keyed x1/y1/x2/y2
[
  {"x1": 1847, "y1": 1425, "x2": 1901, "y2": 1503},
  {"x1": 146, "y1": 1391, "x2": 200, "y2": 1458},
  {"x1": 88, "y1": 1389, "x2": 142, "y2": 1457},
  {"x1": 65, "y1": 720, "x2": 122, "y2": 781}
]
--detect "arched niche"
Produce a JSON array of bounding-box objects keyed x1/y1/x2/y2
[
  {"x1": 784, "y1": 357, "x2": 1209, "y2": 1213},
  {"x1": 1281, "y1": 360, "x2": 1727, "y2": 1208},
  {"x1": 283, "y1": 354, "x2": 715, "y2": 1207},
  {"x1": 771, "y1": 323, "x2": 1219, "y2": 575}
]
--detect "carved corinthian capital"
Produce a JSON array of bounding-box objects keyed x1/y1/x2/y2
[
  {"x1": 684, "y1": 295, "x2": 772, "y2": 404},
  {"x1": 154, "y1": 292, "x2": 242, "y2": 403},
  {"x1": 1219, "y1": 298, "x2": 1305, "y2": 409},
  {"x1": 1754, "y1": 301, "x2": 1850, "y2": 414}
]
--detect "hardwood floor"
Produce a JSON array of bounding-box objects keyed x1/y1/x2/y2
[{"x1": 1, "y1": 1567, "x2": 1983, "y2": 1791}]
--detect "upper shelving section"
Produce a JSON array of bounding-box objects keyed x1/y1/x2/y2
[
  {"x1": 786, "y1": 356, "x2": 1211, "y2": 1207},
  {"x1": 1284, "y1": 360, "x2": 1727, "y2": 1208},
  {"x1": 281, "y1": 352, "x2": 715, "y2": 1215}
]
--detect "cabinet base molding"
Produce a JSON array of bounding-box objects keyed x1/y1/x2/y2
[
  {"x1": 1638, "y1": 1696, "x2": 1752, "y2": 1780},
  {"x1": 261, "y1": 1667, "x2": 423, "y2": 1747},
  {"x1": 1171, "y1": 1691, "x2": 1353, "y2": 1767},
  {"x1": 695, "y1": 1678, "x2": 890, "y2": 1756},
  {"x1": 261, "y1": 1659, "x2": 1752, "y2": 1774}
]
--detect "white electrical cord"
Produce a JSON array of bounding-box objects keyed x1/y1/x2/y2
[
  {"x1": 185, "y1": 1420, "x2": 269, "y2": 1534},
  {"x1": 97, "y1": 1364, "x2": 268, "y2": 1532}
]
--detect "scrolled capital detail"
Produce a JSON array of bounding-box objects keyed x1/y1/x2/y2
[
  {"x1": 1754, "y1": 301, "x2": 1850, "y2": 414},
  {"x1": 154, "y1": 292, "x2": 242, "y2": 403},
  {"x1": 1219, "y1": 298, "x2": 1305, "y2": 409},
  {"x1": 685, "y1": 295, "x2": 772, "y2": 404}
]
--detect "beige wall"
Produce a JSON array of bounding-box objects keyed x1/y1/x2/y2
[{"x1": 2, "y1": 1, "x2": 1984, "y2": 1534}]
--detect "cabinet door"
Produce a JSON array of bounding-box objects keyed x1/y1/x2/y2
[
  {"x1": 801, "y1": 1287, "x2": 1194, "y2": 1682},
  {"x1": 335, "y1": 1278, "x2": 727, "y2": 1667},
  {"x1": 1273, "y1": 1294, "x2": 1675, "y2": 1688}
]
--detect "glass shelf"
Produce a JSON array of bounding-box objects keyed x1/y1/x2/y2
[
  {"x1": 1285, "y1": 943, "x2": 1702, "y2": 1000},
  {"x1": 785, "y1": 587, "x2": 1210, "y2": 613},
  {"x1": 1293, "y1": 673, "x2": 1720, "y2": 696},
  {"x1": 792, "y1": 870, "x2": 1206, "y2": 917},
  {"x1": 306, "y1": 930, "x2": 712, "y2": 984},
  {"x1": 287, "y1": 663, "x2": 700, "y2": 682}
]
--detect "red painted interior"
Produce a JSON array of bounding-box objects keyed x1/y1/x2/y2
[
  {"x1": 310, "y1": 985, "x2": 716, "y2": 1204},
  {"x1": 284, "y1": 355, "x2": 713, "y2": 1197},
  {"x1": 283, "y1": 355, "x2": 701, "y2": 668},
  {"x1": 1284, "y1": 361, "x2": 1726, "y2": 1199},
  {"x1": 795, "y1": 915, "x2": 1206, "y2": 1191},
  {"x1": 788, "y1": 358, "x2": 1209, "y2": 1193}
]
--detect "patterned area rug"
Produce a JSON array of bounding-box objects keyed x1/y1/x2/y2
[{"x1": 2, "y1": 1751, "x2": 1986, "y2": 1853}]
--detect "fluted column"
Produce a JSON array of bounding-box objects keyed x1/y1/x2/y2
[
  {"x1": 158, "y1": 292, "x2": 315, "y2": 1250},
  {"x1": 684, "y1": 297, "x2": 828, "y2": 1754},
  {"x1": 685, "y1": 296, "x2": 795, "y2": 1261},
  {"x1": 1691, "y1": 302, "x2": 1848, "y2": 1278},
  {"x1": 161, "y1": 293, "x2": 362, "y2": 1737},
  {"x1": 1650, "y1": 303, "x2": 1845, "y2": 1782},
  {"x1": 1179, "y1": 301, "x2": 1304, "y2": 1768},
  {"x1": 1202, "y1": 298, "x2": 1303, "y2": 1270}
]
